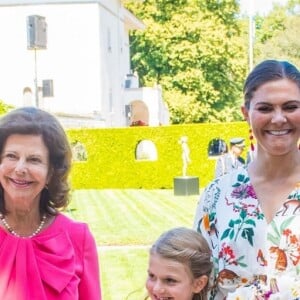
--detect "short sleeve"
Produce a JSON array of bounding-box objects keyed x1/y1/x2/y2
[{"x1": 193, "y1": 181, "x2": 220, "y2": 253}]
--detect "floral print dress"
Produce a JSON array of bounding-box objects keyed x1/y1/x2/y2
[{"x1": 193, "y1": 167, "x2": 300, "y2": 300}]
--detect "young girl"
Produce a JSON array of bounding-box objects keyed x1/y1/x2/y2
[{"x1": 145, "y1": 227, "x2": 213, "y2": 300}]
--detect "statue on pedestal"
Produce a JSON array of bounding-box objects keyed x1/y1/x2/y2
[{"x1": 179, "y1": 136, "x2": 191, "y2": 177}]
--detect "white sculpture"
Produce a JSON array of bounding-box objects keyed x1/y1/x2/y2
[{"x1": 179, "y1": 136, "x2": 191, "y2": 177}]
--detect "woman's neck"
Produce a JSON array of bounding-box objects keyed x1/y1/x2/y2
[{"x1": 249, "y1": 149, "x2": 300, "y2": 179}]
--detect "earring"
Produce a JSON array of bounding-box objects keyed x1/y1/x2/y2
[{"x1": 249, "y1": 128, "x2": 255, "y2": 152}]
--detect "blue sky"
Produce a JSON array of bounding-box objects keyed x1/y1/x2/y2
[{"x1": 240, "y1": 0, "x2": 288, "y2": 15}]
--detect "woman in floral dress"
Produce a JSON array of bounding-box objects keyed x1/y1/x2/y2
[{"x1": 194, "y1": 60, "x2": 300, "y2": 299}]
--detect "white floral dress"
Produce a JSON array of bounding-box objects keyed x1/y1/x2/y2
[{"x1": 193, "y1": 167, "x2": 300, "y2": 300}]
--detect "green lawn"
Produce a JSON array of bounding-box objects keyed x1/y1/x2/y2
[{"x1": 66, "y1": 189, "x2": 199, "y2": 300}]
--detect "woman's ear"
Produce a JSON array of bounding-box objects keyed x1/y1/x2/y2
[
  {"x1": 192, "y1": 275, "x2": 208, "y2": 294},
  {"x1": 241, "y1": 105, "x2": 250, "y2": 123},
  {"x1": 47, "y1": 167, "x2": 54, "y2": 184}
]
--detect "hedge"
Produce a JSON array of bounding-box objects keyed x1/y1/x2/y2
[{"x1": 67, "y1": 122, "x2": 249, "y2": 189}]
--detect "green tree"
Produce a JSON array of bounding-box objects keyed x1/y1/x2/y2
[
  {"x1": 124, "y1": 0, "x2": 248, "y2": 123},
  {"x1": 254, "y1": 1, "x2": 300, "y2": 67},
  {"x1": 0, "y1": 100, "x2": 13, "y2": 115}
]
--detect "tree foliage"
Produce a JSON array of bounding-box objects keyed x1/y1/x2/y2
[
  {"x1": 0, "y1": 100, "x2": 13, "y2": 115},
  {"x1": 254, "y1": 2, "x2": 300, "y2": 68},
  {"x1": 124, "y1": 0, "x2": 248, "y2": 123}
]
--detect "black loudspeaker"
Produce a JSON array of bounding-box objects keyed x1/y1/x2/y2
[
  {"x1": 42, "y1": 80, "x2": 54, "y2": 97},
  {"x1": 27, "y1": 15, "x2": 47, "y2": 50},
  {"x1": 125, "y1": 104, "x2": 131, "y2": 117}
]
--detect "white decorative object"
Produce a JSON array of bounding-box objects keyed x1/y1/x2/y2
[{"x1": 179, "y1": 136, "x2": 191, "y2": 177}]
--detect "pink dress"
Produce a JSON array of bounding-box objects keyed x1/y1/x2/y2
[{"x1": 0, "y1": 213, "x2": 101, "y2": 300}]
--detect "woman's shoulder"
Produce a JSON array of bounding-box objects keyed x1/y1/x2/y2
[
  {"x1": 220, "y1": 166, "x2": 248, "y2": 183},
  {"x1": 207, "y1": 167, "x2": 249, "y2": 190},
  {"x1": 52, "y1": 214, "x2": 98, "y2": 255},
  {"x1": 54, "y1": 213, "x2": 87, "y2": 227},
  {"x1": 47, "y1": 213, "x2": 92, "y2": 241},
  {"x1": 201, "y1": 168, "x2": 250, "y2": 205}
]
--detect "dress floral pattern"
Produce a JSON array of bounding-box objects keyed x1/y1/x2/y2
[{"x1": 193, "y1": 167, "x2": 300, "y2": 300}]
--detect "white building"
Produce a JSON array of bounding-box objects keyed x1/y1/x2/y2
[{"x1": 0, "y1": 0, "x2": 169, "y2": 127}]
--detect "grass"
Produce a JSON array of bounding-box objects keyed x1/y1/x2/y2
[
  {"x1": 101, "y1": 248, "x2": 149, "y2": 300},
  {"x1": 66, "y1": 189, "x2": 199, "y2": 300}
]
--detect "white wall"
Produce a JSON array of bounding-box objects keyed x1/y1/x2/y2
[
  {"x1": 124, "y1": 87, "x2": 170, "y2": 126},
  {"x1": 0, "y1": 4, "x2": 103, "y2": 115},
  {"x1": 0, "y1": 1, "x2": 168, "y2": 127}
]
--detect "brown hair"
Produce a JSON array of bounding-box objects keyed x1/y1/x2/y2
[
  {"x1": 243, "y1": 60, "x2": 300, "y2": 109},
  {"x1": 0, "y1": 107, "x2": 72, "y2": 215}
]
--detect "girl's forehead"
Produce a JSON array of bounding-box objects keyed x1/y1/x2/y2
[
  {"x1": 150, "y1": 253, "x2": 179, "y2": 266},
  {"x1": 149, "y1": 253, "x2": 192, "y2": 275}
]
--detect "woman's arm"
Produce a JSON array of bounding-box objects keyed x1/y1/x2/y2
[{"x1": 78, "y1": 225, "x2": 102, "y2": 300}]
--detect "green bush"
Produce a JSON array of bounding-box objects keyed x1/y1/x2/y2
[
  {"x1": 67, "y1": 122, "x2": 248, "y2": 189},
  {"x1": 0, "y1": 100, "x2": 14, "y2": 115}
]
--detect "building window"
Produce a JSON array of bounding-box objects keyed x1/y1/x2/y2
[
  {"x1": 135, "y1": 140, "x2": 158, "y2": 161},
  {"x1": 71, "y1": 140, "x2": 88, "y2": 162},
  {"x1": 107, "y1": 28, "x2": 112, "y2": 52},
  {"x1": 208, "y1": 138, "x2": 227, "y2": 158}
]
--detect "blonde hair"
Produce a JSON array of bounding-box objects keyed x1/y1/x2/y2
[{"x1": 149, "y1": 227, "x2": 213, "y2": 300}]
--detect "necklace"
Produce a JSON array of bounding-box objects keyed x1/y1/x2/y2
[{"x1": 0, "y1": 214, "x2": 46, "y2": 238}]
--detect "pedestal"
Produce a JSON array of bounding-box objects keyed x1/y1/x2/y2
[{"x1": 173, "y1": 176, "x2": 199, "y2": 196}]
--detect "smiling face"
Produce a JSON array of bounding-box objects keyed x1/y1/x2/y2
[
  {"x1": 242, "y1": 79, "x2": 300, "y2": 156},
  {"x1": 145, "y1": 253, "x2": 207, "y2": 300},
  {"x1": 0, "y1": 134, "x2": 50, "y2": 212}
]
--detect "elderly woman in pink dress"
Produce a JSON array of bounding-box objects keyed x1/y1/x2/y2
[{"x1": 0, "y1": 107, "x2": 101, "y2": 300}]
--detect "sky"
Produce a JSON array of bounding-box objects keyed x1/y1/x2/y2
[{"x1": 239, "y1": 0, "x2": 289, "y2": 15}]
